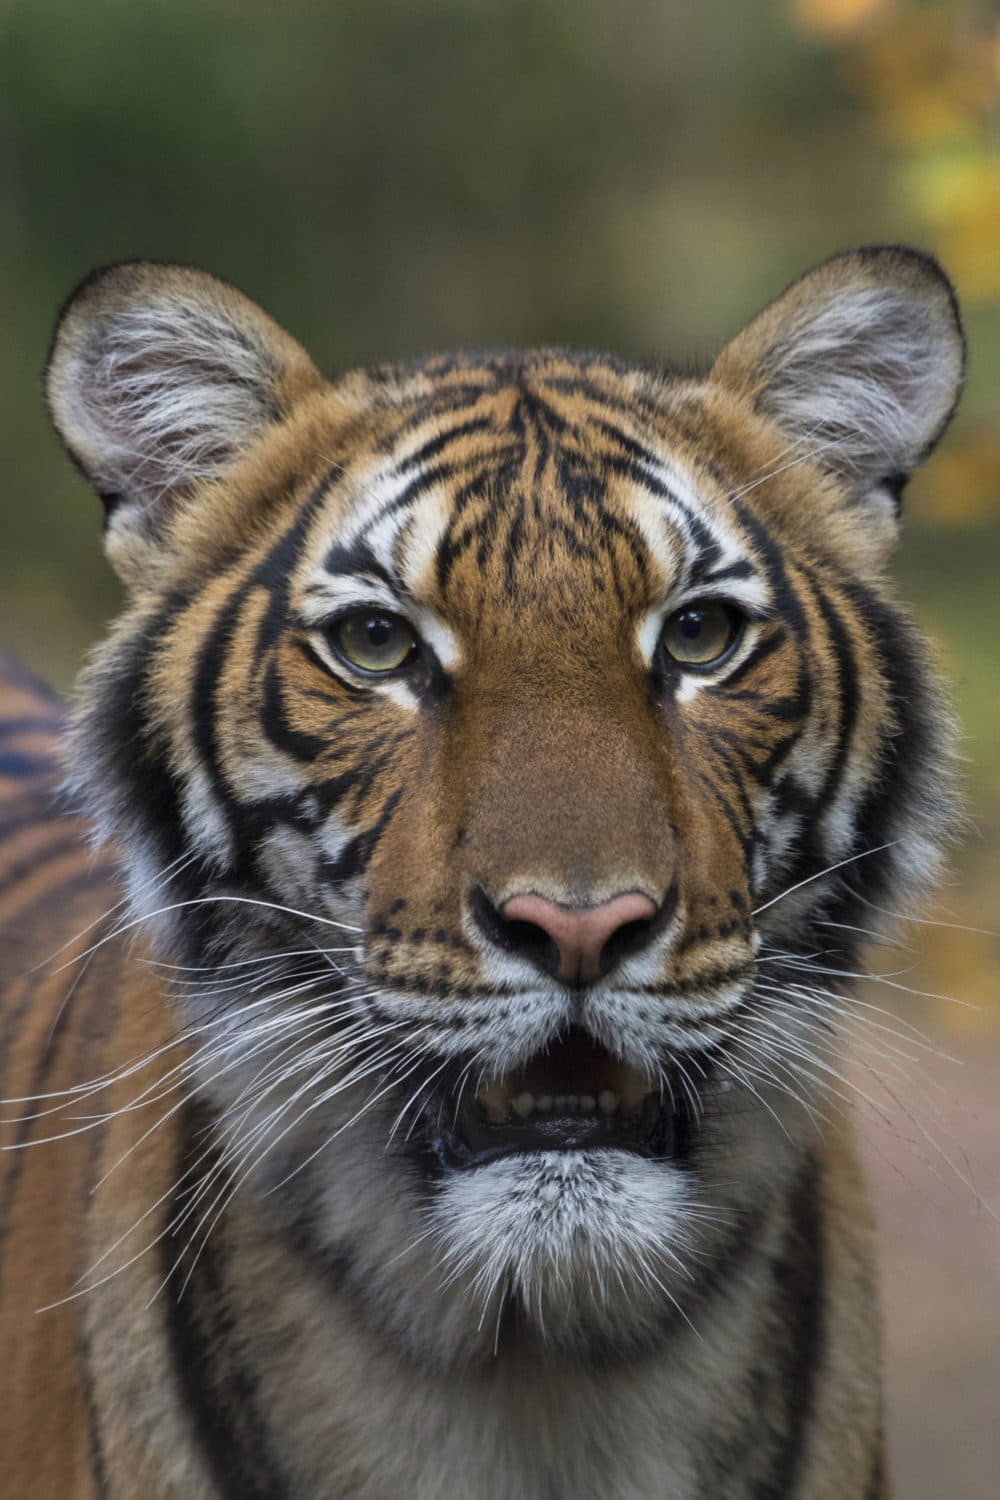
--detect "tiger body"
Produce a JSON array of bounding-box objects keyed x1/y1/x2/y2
[{"x1": 0, "y1": 248, "x2": 964, "y2": 1497}]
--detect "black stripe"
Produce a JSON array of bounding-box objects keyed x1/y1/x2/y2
[
  {"x1": 787, "y1": 568, "x2": 861, "y2": 876},
  {"x1": 729, "y1": 505, "x2": 815, "y2": 883},
  {"x1": 0, "y1": 796, "x2": 76, "y2": 843},
  {"x1": 593, "y1": 417, "x2": 667, "y2": 475},
  {"x1": 721, "y1": 626, "x2": 787, "y2": 688},
  {"x1": 0, "y1": 901, "x2": 116, "y2": 1253},
  {"x1": 259, "y1": 655, "x2": 328, "y2": 762},
  {"x1": 191, "y1": 464, "x2": 344, "y2": 869},
  {"x1": 542, "y1": 368, "x2": 649, "y2": 404},
  {"x1": 393, "y1": 414, "x2": 494, "y2": 473},
  {"x1": 98, "y1": 587, "x2": 192, "y2": 875},
  {"x1": 864, "y1": 1443, "x2": 886, "y2": 1499},
  {"x1": 692, "y1": 766, "x2": 752, "y2": 851},
  {"x1": 690, "y1": 1156, "x2": 825, "y2": 1498},
  {"x1": 164, "y1": 1101, "x2": 290, "y2": 1500},
  {"x1": 0, "y1": 829, "x2": 89, "y2": 901},
  {"x1": 696, "y1": 558, "x2": 756, "y2": 587},
  {"x1": 374, "y1": 379, "x2": 501, "y2": 448},
  {"x1": 553, "y1": 450, "x2": 650, "y2": 578},
  {"x1": 832, "y1": 577, "x2": 939, "y2": 913},
  {"x1": 434, "y1": 456, "x2": 522, "y2": 589},
  {"x1": 74, "y1": 931, "x2": 122, "y2": 1500},
  {"x1": 0, "y1": 652, "x2": 64, "y2": 706},
  {"x1": 701, "y1": 739, "x2": 756, "y2": 837},
  {"x1": 321, "y1": 539, "x2": 396, "y2": 589},
  {"x1": 77, "y1": 1324, "x2": 111, "y2": 1499},
  {"x1": 752, "y1": 1155, "x2": 825, "y2": 1500},
  {"x1": 0, "y1": 748, "x2": 55, "y2": 779},
  {"x1": 320, "y1": 786, "x2": 403, "y2": 887},
  {"x1": 358, "y1": 459, "x2": 460, "y2": 535},
  {"x1": 0, "y1": 713, "x2": 64, "y2": 741}
]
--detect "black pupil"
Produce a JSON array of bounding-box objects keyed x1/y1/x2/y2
[
  {"x1": 677, "y1": 608, "x2": 706, "y2": 640},
  {"x1": 366, "y1": 616, "x2": 395, "y2": 647}
]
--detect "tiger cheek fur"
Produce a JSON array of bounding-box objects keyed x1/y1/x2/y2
[{"x1": 0, "y1": 247, "x2": 963, "y2": 1498}]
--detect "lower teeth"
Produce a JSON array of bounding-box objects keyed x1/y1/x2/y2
[{"x1": 483, "y1": 1087, "x2": 632, "y2": 1122}]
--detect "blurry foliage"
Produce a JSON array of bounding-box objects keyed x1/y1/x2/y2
[{"x1": 792, "y1": 0, "x2": 1000, "y2": 528}]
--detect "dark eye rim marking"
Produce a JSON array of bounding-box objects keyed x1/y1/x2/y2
[
  {"x1": 659, "y1": 599, "x2": 748, "y2": 674},
  {"x1": 305, "y1": 607, "x2": 452, "y2": 706},
  {"x1": 322, "y1": 608, "x2": 422, "y2": 680}
]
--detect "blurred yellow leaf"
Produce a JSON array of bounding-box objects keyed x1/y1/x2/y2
[
  {"x1": 901, "y1": 145, "x2": 1000, "y2": 301},
  {"x1": 881, "y1": 84, "x2": 975, "y2": 144},
  {"x1": 792, "y1": 0, "x2": 895, "y2": 41},
  {"x1": 935, "y1": 185, "x2": 1000, "y2": 301},
  {"x1": 906, "y1": 146, "x2": 997, "y2": 221},
  {"x1": 844, "y1": 8, "x2": 996, "y2": 139},
  {"x1": 800, "y1": 2, "x2": 1000, "y2": 300},
  {"x1": 912, "y1": 429, "x2": 1000, "y2": 526},
  {"x1": 847, "y1": 8, "x2": 954, "y2": 96}
]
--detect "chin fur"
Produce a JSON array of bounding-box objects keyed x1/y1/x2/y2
[{"x1": 426, "y1": 1151, "x2": 703, "y2": 1351}]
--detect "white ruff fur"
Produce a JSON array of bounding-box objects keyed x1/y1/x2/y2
[{"x1": 428, "y1": 1150, "x2": 699, "y2": 1338}]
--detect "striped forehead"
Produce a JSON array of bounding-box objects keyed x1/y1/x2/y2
[{"x1": 299, "y1": 404, "x2": 769, "y2": 634}]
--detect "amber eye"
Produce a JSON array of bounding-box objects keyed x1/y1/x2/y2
[
  {"x1": 661, "y1": 601, "x2": 742, "y2": 668},
  {"x1": 331, "y1": 611, "x2": 418, "y2": 674}
]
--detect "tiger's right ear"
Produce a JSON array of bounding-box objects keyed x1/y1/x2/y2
[{"x1": 45, "y1": 261, "x2": 323, "y2": 579}]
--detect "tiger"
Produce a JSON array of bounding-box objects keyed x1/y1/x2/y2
[{"x1": 0, "y1": 245, "x2": 964, "y2": 1499}]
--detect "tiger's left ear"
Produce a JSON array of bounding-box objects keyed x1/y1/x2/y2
[{"x1": 712, "y1": 246, "x2": 965, "y2": 547}]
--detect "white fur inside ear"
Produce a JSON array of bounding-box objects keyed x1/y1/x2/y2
[
  {"x1": 53, "y1": 297, "x2": 278, "y2": 511},
  {"x1": 758, "y1": 285, "x2": 962, "y2": 486}
]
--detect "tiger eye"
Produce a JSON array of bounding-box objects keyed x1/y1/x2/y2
[
  {"x1": 333, "y1": 612, "x2": 417, "y2": 674},
  {"x1": 661, "y1": 602, "x2": 741, "y2": 668}
]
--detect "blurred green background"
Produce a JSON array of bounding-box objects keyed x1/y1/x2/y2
[{"x1": 2, "y1": 0, "x2": 997, "y2": 1493}]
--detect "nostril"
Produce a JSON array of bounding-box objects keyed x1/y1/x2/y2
[
  {"x1": 599, "y1": 882, "x2": 677, "y2": 975},
  {"x1": 468, "y1": 886, "x2": 562, "y2": 979},
  {"x1": 599, "y1": 913, "x2": 655, "y2": 976}
]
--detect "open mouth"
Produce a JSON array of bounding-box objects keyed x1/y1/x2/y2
[{"x1": 425, "y1": 1028, "x2": 692, "y2": 1170}]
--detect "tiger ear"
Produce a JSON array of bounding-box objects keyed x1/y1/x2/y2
[
  {"x1": 45, "y1": 261, "x2": 323, "y2": 579},
  {"x1": 712, "y1": 246, "x2": 965, "y2": 546}
]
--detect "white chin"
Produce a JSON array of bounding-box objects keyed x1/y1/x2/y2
[{"x1": 429, "y1": 1148, "x2": 698, "y2": 1346}]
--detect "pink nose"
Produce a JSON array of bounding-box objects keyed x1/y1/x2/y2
[{"x1": 500, "y1": 891, "x2": 658, "y2": 985}]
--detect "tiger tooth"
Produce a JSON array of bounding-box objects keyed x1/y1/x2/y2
[
  {"x1": 536, "y1": 1095, "x2": 553, "y2": 1113},
  {"x1": 565, "y1": 1094, "x2": 578, "y2": 1111},
  {"x1": 553, "y1": 1095, "x2": 567, "y2": 1111},
  {"x1": 479, "y1": 1084, "x2": 509, "y2": 1123},
  {"x1": 578, "y1": 1094, "x2": 596, "y2": 1113},
  {"x1": 512, "y1": 1092, "x2": 535, "y2": 1119},
  {"x1": 619, "y1": 1078, "x2": 648, "y2": 1114},
  {"x1": 598, "y1": 1089, "x2": 618, "y2": 1116}
]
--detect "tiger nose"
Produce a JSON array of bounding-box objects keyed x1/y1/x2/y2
[{"x1": 494, "y1": 891, "x2": 660, "y2": 986}]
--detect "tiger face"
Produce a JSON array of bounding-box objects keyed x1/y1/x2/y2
[{"x1": 47, "y1": 249, "x2": 962, "y2": 1362}]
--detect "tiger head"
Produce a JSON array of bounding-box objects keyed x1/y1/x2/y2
[{"x1": 46, "y1": 249, "x2": 963, "y2": 1363}]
